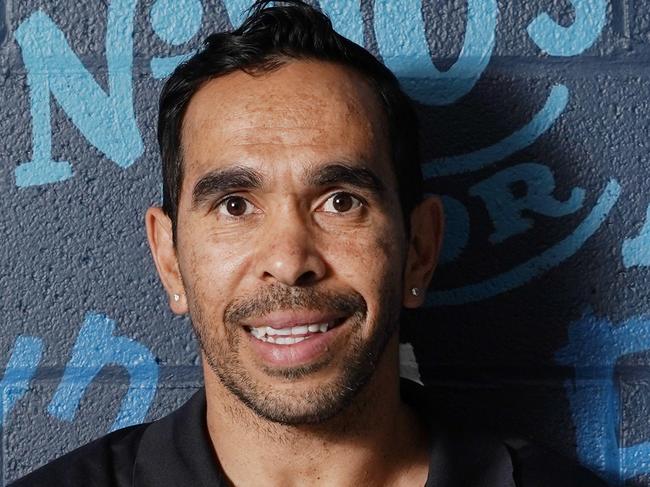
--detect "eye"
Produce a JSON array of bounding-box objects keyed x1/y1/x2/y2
[
  {"x1": 320, "y1": 192, "x2": 363, "y2": 213},
  {"x1": 216, "y1": 196, "x2": 256, "y2": 217}
]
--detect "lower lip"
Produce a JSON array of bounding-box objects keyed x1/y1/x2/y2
[{"x1": 245, "y1": 321, "x2": 347, "y2": 368}]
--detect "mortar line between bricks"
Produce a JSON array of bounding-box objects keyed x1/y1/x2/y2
[
  {"x1": 6, "y1": 59, "x2": 650, "y2": 87},
  {"x1": 23, "y1": 365, "x2": 203, "y2": 382}
]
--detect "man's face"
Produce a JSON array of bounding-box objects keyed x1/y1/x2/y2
[{"x1": 171, "y1": 60, "x2": 411, "y2": 424}]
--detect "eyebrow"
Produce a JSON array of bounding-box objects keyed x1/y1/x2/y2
[
  {"x1": 192, "y1": 166, "x2": 263, "y2": 209},
  {"x1": 306, "y1": 163, "x2": 387, "y2": 195},
  {"x1": 191, "y1": 162, "x2": 387, "y2": 210}
]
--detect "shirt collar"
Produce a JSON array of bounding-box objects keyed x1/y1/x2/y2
[
  {"x1": 132, "y1": 380, "x2": 514, "y2": 487},
  {"x1": 133, "y1": 388, "x2": 226, "y2": 487}
]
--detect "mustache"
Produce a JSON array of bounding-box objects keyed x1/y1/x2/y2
[{"x1": 223, "y1": 285, "x2": 367, "y2": 325}]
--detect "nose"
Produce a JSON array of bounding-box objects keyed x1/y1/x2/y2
[{"x1": 254, "y1": 208, "x2": 327, "y2": 287}]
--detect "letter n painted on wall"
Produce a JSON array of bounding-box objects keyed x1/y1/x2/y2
[{"x1": 13, "y1": 0, "x2": 143, "y2": 187}]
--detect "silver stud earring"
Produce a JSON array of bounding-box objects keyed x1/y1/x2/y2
[
  {"x1": 411, "y1": 287, "x2": 420, "y2": 297},
  {"x1": 173, "y1": 293, "x2": 180, "y2": 302}
]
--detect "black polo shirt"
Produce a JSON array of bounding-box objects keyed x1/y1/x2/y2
[{"x1": 11, "y1": 380, "x2": 608, "y2": 486}]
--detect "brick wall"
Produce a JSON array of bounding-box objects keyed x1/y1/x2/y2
[{"x1": 0, "y1": 1, "x2": 645, "y2": 485}]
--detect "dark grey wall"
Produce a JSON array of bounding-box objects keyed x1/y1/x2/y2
[{"x1": 0, "y1": 0, "x2": 645, "y2": 485}]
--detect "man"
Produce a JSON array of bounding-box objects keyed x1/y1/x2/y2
[{"x1": 13, "y1": 1, "x2": 607, "y2": 486}]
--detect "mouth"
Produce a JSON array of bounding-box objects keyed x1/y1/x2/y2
[
  {"x1": 245, "y1": 317, "x2": 347, "y2": 345},
  {"x1": 241, "y1": 312, "x2": 352, "y2": 368}
]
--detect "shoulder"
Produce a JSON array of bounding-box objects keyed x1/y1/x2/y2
[
  {"x1": 401, "y1": 379, "x2": 609, "y2": 487},
  {"x1": 9, "y1": 423, "x2": 149, "y2": 487},
  {"x1": 9, "y1": 389, "x2": 210, "y2": 487},
  {"x1": 426, "y1": 430, "x2": 609, "y2": 487},
  {"x1": 502, "y1": 437, "x2": 610, "y2": 487}
]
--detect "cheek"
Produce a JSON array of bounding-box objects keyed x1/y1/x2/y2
[
  {"x1": 338, "y1": 234, "x2": 404, "y2": 340},
  {"x1": 321, "y1": 227, "x2": 404, "y2": 298},
  {"x1": 177, "y1": 224, "x2": 255, "y2": 314},
  {"x1": 367, "y1": 234, "x2": 405, "y2": 296}
]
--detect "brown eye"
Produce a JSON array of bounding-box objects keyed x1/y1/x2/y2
[
  {"x1": 218, "y1": 196, "x2": 253, "y2": 217},
  {"x1": 333, "y1": 193, "x2": 352, "y2": 212},
  {"x1": 322, "y1": 192, "x2": 362, "y2": 213}
]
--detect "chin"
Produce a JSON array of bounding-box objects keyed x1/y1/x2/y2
[{"x1": 204, "y1": 328, "x2": 387, "y2": 425}]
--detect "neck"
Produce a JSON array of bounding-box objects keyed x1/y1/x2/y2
[{"x1": 203, "y1": 334, "x2": 430, "y2": 487}]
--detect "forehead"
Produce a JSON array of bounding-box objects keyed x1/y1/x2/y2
[{"x1": 180, "y1": 60, "x2": 391, "y2": 184}]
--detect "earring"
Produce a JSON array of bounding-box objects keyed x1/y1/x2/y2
[
  {"x1": 173, "y1": 293, "x2": 180, "y2": 302},
  {"x1": 411, "y1": 287, "x2": 420, "y2": 297}
]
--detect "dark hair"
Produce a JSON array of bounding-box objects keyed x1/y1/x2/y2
[{"x1": 158, "y1": 0, "x2": 423, "y2": 238}]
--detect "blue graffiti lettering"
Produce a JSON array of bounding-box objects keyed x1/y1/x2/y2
[
  {"x1": 556, "y1": 312, "x2": 650, "y2": 485},
  {"x1": 438, "y1": 195, "x2": 470, "y2": 265},
  {"x1": 427, "y1": 179, "x2": 620, "y2": 306},
  {"x1": 424, "y1": 84, "x2": 569, "y2": 178},
  {"x1": 373, "y1": 0, "x2": 497, "y2": 106},
  {"x1": 47, "y1": 313, "x2": 158, "y2": 431},
  {"x1": 151, "y1": 52, "x2": 196, "y2": 79},
  {"x1": 319, "y1": 0, "x2": 364, "y2": 45},
  {"x1": 151, "y1": 0, "x2": 203, "y2": 46},
  {"x1": 149, "y1": 0, "x2": 203, "y2": 79},
  {"x1": 224, "y1": 0, "x2": 255, "y2": 28},
  {"x1": 527, "y1": 0, "x2": 607, "y2": 56},
  {"x1": 622, "y1": 203, "x2": 650, "y2": 268},
  {"x1": 469, "y1": 163, "x2": 585, "y2": 244},
  {"x1": 0, "y1": 337, "x2": 43, "y2": 424},
  {"x1": 13, "y1": 0, "x2": 143, "y2": 187}
]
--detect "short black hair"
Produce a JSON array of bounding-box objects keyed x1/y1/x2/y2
[{"x1": 158, "y1": 0, "x2": 423, "y2": 238}]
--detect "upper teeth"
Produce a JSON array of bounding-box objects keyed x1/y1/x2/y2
[{"x1": 250, "y1": 323, "x2": 330, "y2": 340}]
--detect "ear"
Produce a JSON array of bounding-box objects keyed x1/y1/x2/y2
[
  {"x1": 402, "y1": 196, "x2": 444, "y2": 308},
  {"x1": 145, "y1": 207, "x2": 188, "y2": 314}
]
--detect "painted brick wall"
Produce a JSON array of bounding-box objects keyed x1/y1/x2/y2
[{"x1": 0, "y1": 0, "x2": 645, "y2": 485}]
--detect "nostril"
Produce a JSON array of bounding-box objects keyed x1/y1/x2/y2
[{"x1": 295, "y1": 270, "x2": 318, "y2": 287}]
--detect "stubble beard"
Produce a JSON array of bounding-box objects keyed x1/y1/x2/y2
[{"x1": 190, "y1": 284, "x2": 400, "y2": 426}]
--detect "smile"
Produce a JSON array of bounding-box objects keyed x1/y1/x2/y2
[
  {"x1": 242, "y1": 312, "x2": 350, "y2": 366},
  {"x1": 248, "y1": 322, "x2": 333, "y2": 344}
]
